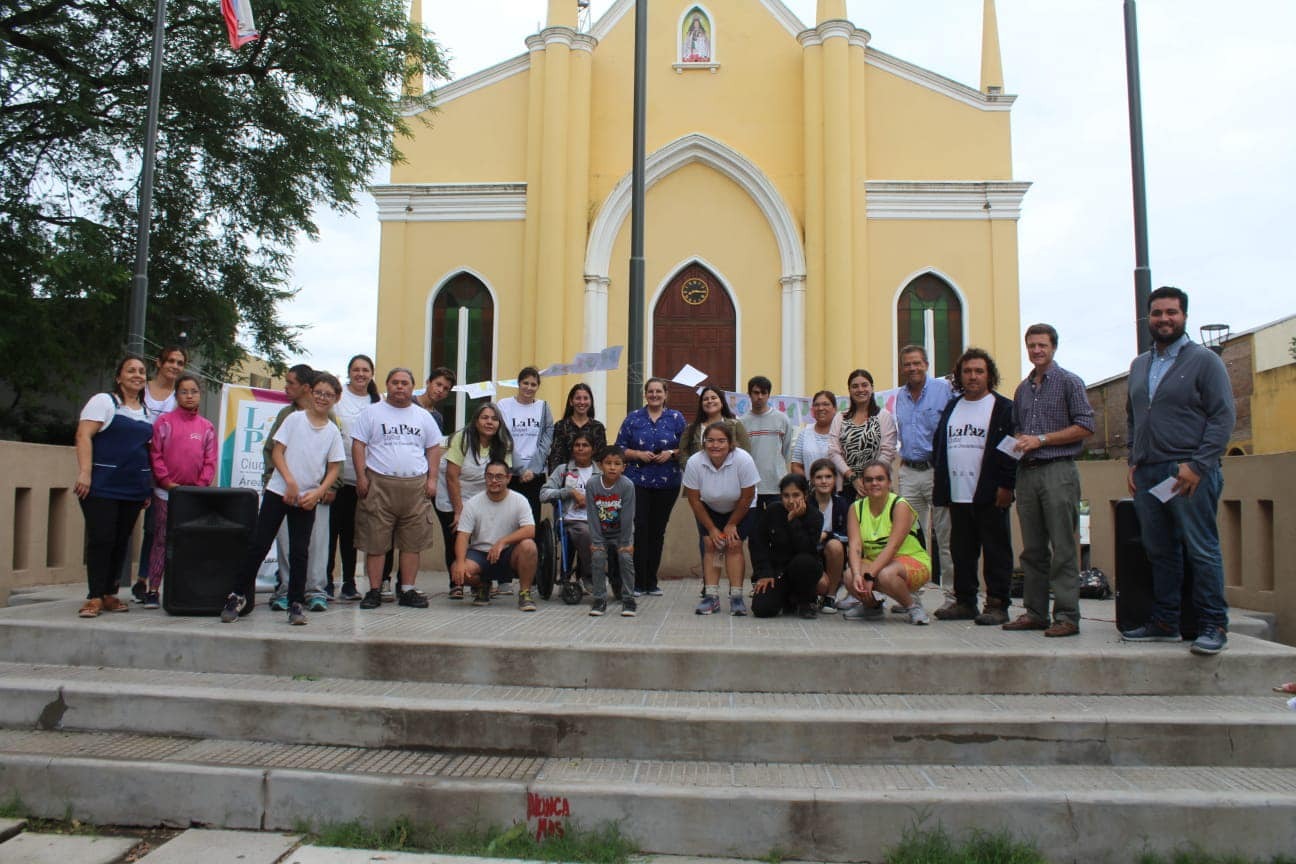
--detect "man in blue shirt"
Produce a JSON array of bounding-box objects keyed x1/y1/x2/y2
[
  {"x1": 1120, "y1": 286, "x2": 1235, "y2": 656},
  {"x1": 893, "y1": 345, "x2": 954, "y2": 589}
]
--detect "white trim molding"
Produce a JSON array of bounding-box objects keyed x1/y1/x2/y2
[
  {"x1": 866, "y1": 181, "x2": 1031, "y2": 221},
  {"x1": 585, "y1": 134, "x2": 806, "y2": 280},
  {"x1": 582, "y1": 275, "x2": 612, "y2": 419},
  {"x1": 410, "y1": 53, "x2": 531, "y2": 114},
  {"x1": 370, "y1": 183, "x2": 527, "y2": 223},
  {"x1": 593, "y1": 0, "x2": 804, "y2": 41},
  {"x1": 677, "y1": 3, "x2": 718, "y2": 66},
  {"x1": 866, "y1": 48, "x2": 1016, "y2": 112},
  {"x1": 888, "y1": 267, "x2": 971, "y2": 385}
]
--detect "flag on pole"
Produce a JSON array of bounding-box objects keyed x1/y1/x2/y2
[{"x1": 221, "y1": 0, "x2": 259, "y2": 49}]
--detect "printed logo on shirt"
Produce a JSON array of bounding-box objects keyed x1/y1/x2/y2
[
  {"x1": 381, "y1": 423, "x2": 426, "y2": 437},
  {"x1": 592, "y1": 491, "x2": 623, "y2": 535}
]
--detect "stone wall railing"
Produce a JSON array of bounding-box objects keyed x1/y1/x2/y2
[{"x1": 1, "y1": 441, "x2": 88, "y2": 604}]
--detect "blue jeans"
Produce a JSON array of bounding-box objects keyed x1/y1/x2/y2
[{"x1": 1132, "y1": 461, "x2": 1229, "y2": 630}]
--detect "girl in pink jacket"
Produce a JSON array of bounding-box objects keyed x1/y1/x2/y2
[{"x1": 146, "y1": 374, "x2": 216, "y2": 607}]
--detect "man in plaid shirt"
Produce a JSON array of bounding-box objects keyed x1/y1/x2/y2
[{"x1": 1003, "y1": 324, "x2": 1095, "y2": 637}]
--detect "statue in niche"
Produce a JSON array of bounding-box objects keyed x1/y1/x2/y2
[{"x1": 682, "y1": 11, "x2": 711, "y2": 63}]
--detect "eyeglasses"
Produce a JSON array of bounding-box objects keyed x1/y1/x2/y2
[
  {"x1": 484, "y1": 474, "x2": 509, "y2": 482},
  {"x1": 311, "y1": 390, "x2": 335, "y2": 399}
]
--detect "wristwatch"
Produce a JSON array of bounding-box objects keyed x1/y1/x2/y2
[{"x1": 1037, "y1": 434, "x2": 1047, "y2": 445}]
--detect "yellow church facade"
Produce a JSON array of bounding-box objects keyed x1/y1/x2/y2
[{"x1": 373, "y1": 0, "x2": 1029, "y2": 422}]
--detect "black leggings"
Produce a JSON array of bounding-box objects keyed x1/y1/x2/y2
[
  {"x1": 327, "y1": 484, "x2": 360, "y2": 591},
  {"x1": 509, "y1": 474, "x2": 545, "y2": 527},
  {"x1": 633, "y1": 485, "x2": 679, "y2": 591},
  {"x1": 238, "y1": 491, "x2": 315, "y2": 606},
  {"x1": 751, "y1": 553, "x2": 822, "y2": 618},
  {"x1": 81, "y1": 497, "x2": 144, "y2": 599},
  {"x1": 437, "y1": 507, "x2": 456, "y2": 588}
]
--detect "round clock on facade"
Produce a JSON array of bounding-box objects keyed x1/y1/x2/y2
[{"x1": 681, "y1": 278, "x2": 710, "y2": 305}]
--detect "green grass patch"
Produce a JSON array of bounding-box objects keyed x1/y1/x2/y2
[
  {"x1": 1137, "y1": 850, "x2": 1296, "y2": 864},
  {"x1": 886, "y1": 824, "x2": 1048, "y2": 864},
  {"x1": 0, "y1": 793, "x2": 23, "y2": 819},
  {"x1": 297, "y1": 816, "x2": 637, "y2": 864}
]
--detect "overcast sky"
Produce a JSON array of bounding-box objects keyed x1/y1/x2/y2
[{"x1": 284, "y1": 0, "x2": 1295, "y2": 389}]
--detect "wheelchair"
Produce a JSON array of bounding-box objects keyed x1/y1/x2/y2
[{"x1": 535, "y1": 499, "x2": 620, "y2": 605}]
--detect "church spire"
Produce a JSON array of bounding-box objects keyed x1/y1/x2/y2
[
  {"x1": 547, "y1": 0, "x2": 577, "y2": 29},
  {"x1": 405, "y1": 0, "x2": 423, "y2": 98},
  {"x1": 816, "y1": 0, "x2": 847, "y2": 24},
  {"x1": 980, "y1": 0, "x2": 1004, "y2": 94}
]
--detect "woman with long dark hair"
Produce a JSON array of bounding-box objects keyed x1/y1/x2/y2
[
  {"x1": 829, "y1": 369, "x2": 897, "y2": 501},
  {"x1": 677, "y1": 385, "x2": 750, "y2": 464},
  {"x1": 547, "y1": 383, "x2": 606, "y2": 472},
  {"x1": 74, "y1": 356, "x2": 154, "y2": 618},
  {"x1": 328, "y1": 354, "x2": 381, "y2": 601}
]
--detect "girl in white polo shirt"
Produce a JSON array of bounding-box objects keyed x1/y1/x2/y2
[{"x1": 683, "y1": 421, "x2": 761, "y2": 616}]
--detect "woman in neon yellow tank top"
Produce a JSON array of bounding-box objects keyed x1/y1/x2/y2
[{"x1": 844, "y1": 460, "x2": 931, "y2": 625}]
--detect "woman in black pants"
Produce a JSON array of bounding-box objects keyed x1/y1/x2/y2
[
  {"x1": 750, "y1": 473, "x2": 824, "y2": 619},
  {"x1": 329, "y1": 354, "x2": 381, "y2": 601}
]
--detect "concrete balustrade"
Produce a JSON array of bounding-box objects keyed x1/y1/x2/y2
[{"x1": 5, "y1": 441, "x2": 1293, "y2": 643}]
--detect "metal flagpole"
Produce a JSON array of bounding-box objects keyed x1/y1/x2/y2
[
  {"x1": 1123, "y1": 0, "x2": 1152, "y2": 354},
  {"x1": 127, "y1": 0, "x2": 168, "y2": 358}
]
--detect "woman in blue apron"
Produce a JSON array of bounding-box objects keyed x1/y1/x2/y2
[{"x1": 74, "y1": 356, "x2": 154, "y2": 618}]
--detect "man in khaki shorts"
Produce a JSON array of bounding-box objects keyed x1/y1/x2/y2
[{"x1": 352, "y1": 368, "x2": 443, "y2": 609}]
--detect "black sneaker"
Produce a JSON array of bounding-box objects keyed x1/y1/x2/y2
[
  {"x1": 288, "y1": 602, "x2": 307, "y2": 626},
  {"x1": 143, "y1": 591, "x2": 160, "y2": 610},
  {"x1": 621, "y1": 597, "x2": 637, "y2": 617},
  {"x1": 397, "y1": 586, "x2": 429, "y2": 608},
  {"x1": 131, "y1": 580, "x2": 148, "y2": 604},
  {"x1": 589, "y1": 598, "x2": 607, "y2": 617},
  {"x1": 220, "y1": 593, "x2": 242, "y2": 623},
  {"x1": 472, "y1": 583, "x2": 491, "y2": 606},
  {"x1": 324, "y1": 583, "x2": 336, "y2": 599},
  {"x1": 359, "y1": 589, "x2": 383, "y2": 610},
  {"x1": 339, "y1": 586, "x2": 361, "y2": 602},
  {"x1": 798, "y1": 601, "x2": 818, "y2": 619}
]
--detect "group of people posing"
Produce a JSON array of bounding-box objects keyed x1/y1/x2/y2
[{"x1": 74, "y1": 286, "x2": 1232, "y2": 655}]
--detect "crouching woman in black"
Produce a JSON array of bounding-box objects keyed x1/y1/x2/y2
[{"x1": 750, "y1": 473, "x2": 825, "y2": 619}]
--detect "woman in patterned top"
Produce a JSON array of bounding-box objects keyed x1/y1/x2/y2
[
  {"x1": 829, "y1": 369, "x2": 897, "y2": 502},
  {"x1": 547, "y1": 383, "x2": 607, "y2": 473},
  {"x1": 615, "y1": 377, "x2": 686, "y2": 595}
]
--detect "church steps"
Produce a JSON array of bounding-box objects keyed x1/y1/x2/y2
[
  {"x1": 1, "y1": 729, "x2": 1294, "y2": 864},
  {"x1": 0, "y1": 662, "x2": 1291, "y2": 768}
]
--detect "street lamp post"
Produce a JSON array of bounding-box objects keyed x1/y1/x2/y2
[
  {"x1": 1123, "y1": 0, "x2": 1152, "y2": 354},
  {"x1": 126, "y1": 0, "x2": 168, "y2": 358},
  {"x1": 625, "y1": 0, "x2": 648, "y2": 411}
]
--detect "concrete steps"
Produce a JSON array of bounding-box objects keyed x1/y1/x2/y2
[
  {"x1": 0, "y1": 662, "x2": 1292, "y2": 768},
  {"x1": 2, "y1": 729, "x2": 1296, "y2": 864},
  {"x1": 1, "y1": 584, "x2": 1295, "y2": 862}
]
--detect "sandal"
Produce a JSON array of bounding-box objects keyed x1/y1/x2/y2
[
  {"x1": 1274, "y1": 683, "x2": 1296, "y2": 694},
  {"x1": 490, "y1": 585, "x2": 501, "y2": 598},
  {"x1": 448, "y1": 586, "x2": 464, "y2": 600},
  {"x1": 78, "y1": 598, "x2": 103, "y2": 618}
]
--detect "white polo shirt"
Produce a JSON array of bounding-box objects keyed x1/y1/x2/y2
[{"x1": 682, "y1": 448, "x2": 762, "y2": 513}]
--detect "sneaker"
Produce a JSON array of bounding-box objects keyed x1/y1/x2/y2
[
  {"x1": 78, "y1": 598, "x2": 103, "y2": 618},
  {"x1": 131, "y1": 581, "x2": 148, "y2": 603},
  {"x1": 890, "y1": 603, "x2": 907, "y2": 615},
  {"x1": 324, "y1": 584, "x2": 336, "y2": 599},
  {"x1": 633, "y1": 589, "x2": 645, "y2": 597},
  {"x1": 220, "y1": 593, "x2": 243, "y2": 623},
  {"x1": 518, "y1": 590, "x2": 537, "y2": 612},
  {"x1": 798, "y1": 602, "x2": 817, "y2": 619},
  {"x1": 498, "y1": 584, "x2": 514, "y2": 596},
  {"x1": 582, "y1": 578, "x2": 595, "y2": 596},
  {"x1": 472, "y1": 583, "x2": 491, "y2": 606},
  {"x1": 340, "y1": 587, "x2": 362, "y2": 602},
  {"x1": 843, "y1": 603, "x2": 885, "y2": 621},
  {"x1": 307, "y1": 596, "x2": 328, "y2": 613},
  {"x1": 817, "y1": 596, "x2": 837, "y2": 615},
  {"x1": 359, "y1": 589, "x2": 383, "y2": 610},
  {"x1": 269, "y1": 596, "x2": 288, "y2": 612},
  {"x1": 398, "y1": 587, "x2": 429, "y2": 609},
  {"x1": 836, "y1": 595, "x2": 862, "y2": 611},
  {"x1": 695, "y1": 594, "x2": 721, "y2": 615},
  {"x1": 380, "y1": 578, "x2": 395, "y2": 602},
  {"x1": 621, "y1": 597, "x2": 638, "y2": 617},
  {"x1": 143, "y1": 591, "x2": 160, "y2": 610},
  {"x1": 934, "y1": 600, "x2": 978, "y2": 621},
  {"x1": 1120, "y1": 621, "x2": 1180, "y2": 643},
  {"x1": 729, "y1": 595, "x2": 748, "y2": 617},
  {"x1": 288, "y1": 602, "x2": 307, "y2": 626},
  {"x1": 647, "y1": 587, "x2": 664, "y2": 597},
  {"x1": 101, "y1": 595, "x2": 129, "y2": 613},
  {"x1": 1190, "y1": 625, "x2": 1228, "y2": 656},
  {"x1": 907, "y1": 604, "x2": 931, "y2": 625},
  {"x1": 448, "y1": 585, "x2": 464, "y2": 600},
  {"x1": 589, "y1": 598, "x2": 608, "y2": 617}
]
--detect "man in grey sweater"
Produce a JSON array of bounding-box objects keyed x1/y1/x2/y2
[{"x1": 1120, "y1": 286, "x2": 1235, "y2": 656}]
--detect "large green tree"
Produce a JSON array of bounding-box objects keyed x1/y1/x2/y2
[{"x1": 0, "y1": 0, "x2": 447, "y2": 438}]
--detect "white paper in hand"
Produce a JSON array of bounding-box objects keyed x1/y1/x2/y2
[
  {"x1": 1148, "y1": 475, "x2": 1179, "y2": 503},
  {"x1": 671, "y1": 364, "x2": 708, "y2": 388},
  {"x1": 996, "y1": 436, "x2": 1024, "y2": 461}
]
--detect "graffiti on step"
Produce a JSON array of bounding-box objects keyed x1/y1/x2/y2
[{"x1": 527, "y1": 793, "x2": 571, "y2": 841}]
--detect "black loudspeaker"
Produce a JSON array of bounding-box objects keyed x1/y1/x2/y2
[
  {"x1": 163, "y1": 487, "x2": 259, "y2": 615},
  {"x1": 1113, "y1": 498, "x2": 1198, "y2": 639}
]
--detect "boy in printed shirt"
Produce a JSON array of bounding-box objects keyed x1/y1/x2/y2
[{"x1": 587, "y1": 446, "x2": 637, "y2": 617}]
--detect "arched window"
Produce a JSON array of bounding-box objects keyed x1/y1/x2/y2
[
  {"x1": 897, "y1": 273, "x2": 964, "y2": 378},
  {"x1": 679, "y1": 6, "x2": 713, "y2": 64},
  {"x1": 430, "y1": 272, "x2": 494, "y2": 433}
]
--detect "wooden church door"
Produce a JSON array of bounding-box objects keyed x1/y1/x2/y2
[{"x1": 653, "y1": 263, "x2": 736, "y2": 422}]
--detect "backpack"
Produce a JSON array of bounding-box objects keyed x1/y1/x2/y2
[{"x1": 852, "y1": 495, "x2": 926, "y2": 551}]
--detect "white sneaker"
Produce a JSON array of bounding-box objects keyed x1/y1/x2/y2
[{"x1": 907, "y1": 603, "x2": 931, "y2": 625}]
